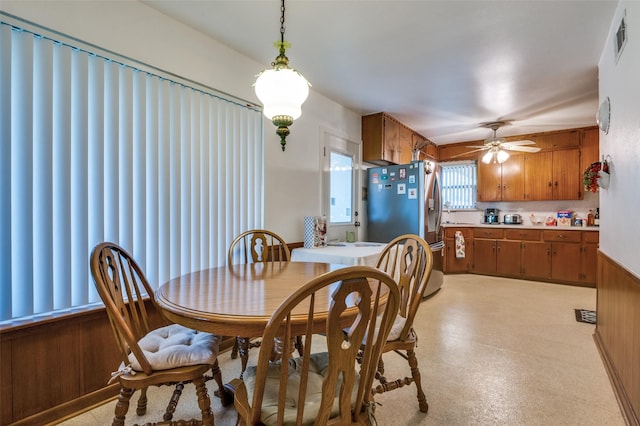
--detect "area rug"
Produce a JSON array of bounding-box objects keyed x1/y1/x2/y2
[{"x1": 574, "y1": 309, "x2": 596, "y2": 324}]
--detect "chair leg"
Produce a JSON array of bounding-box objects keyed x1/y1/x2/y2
[
  {"x1": 193, "y1": 376, "x2": 214, "y2": 426},
  {"x1": 237, "y1": 337, "x2": 251, "y2": 377},
  {"x1": 294, "y1": 335, "x2": 304, "y2": 356},
  {"x1": 163, "y1": 382, "x2": 185, "y2": 421},
  {"x1": 407, "y1": 348, "x2": 429, "y2": 413},
  {"x1": 112, "y1": 386, "x2": 134, "y2": 426},
  {"x1": 231, "y1": 337, "x2": 239, "y2": 359},
  {"x1": 211, "y1": 359, "x2": 234, "y2": 407},
  {"x1": 136, "y1": 386, "x2": 148, "y2": 415}
]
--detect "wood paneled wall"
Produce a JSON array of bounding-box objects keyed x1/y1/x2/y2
[
  {"x1": 0, "y1": 308, "x2": 122, "y2": 425},
  {"x1": 594, "y1": 251, "x2": 640, "y2": 426}
]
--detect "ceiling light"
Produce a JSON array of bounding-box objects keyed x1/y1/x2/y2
[
  {"x1": 496, "y1": 149, "x2": 510, "y2": 163},
  {"x1": 254, "y1": 0, "x2": 310, "y2": 151},
  {"x1": 482, "y1": 151, "x2": 493, "y2": 164}
]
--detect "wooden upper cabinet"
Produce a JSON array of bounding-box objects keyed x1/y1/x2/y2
[
  {"x1": 477, "y1": 155, "x2": 524, "y2": 201},
  {"x1": 399, "y1": 125, "x2": 413, "y2": 164},
  {"x1": 552, "y1": 149, "x2": 581, "y2": 200},
  {"x1": 529, "y1": 129, "x2": 580, "y2": 150},
  {"x1": 524, "y1": 151, "x2": 553, "y2": 200},
  {"x1": 580, "y1": 127, "x2": 599, "y2": 173},
  {"x1": 362, "y1": 112, "x2": 421, "y2": 165},
  {"x1": 500, "y1": 155, "x2": 525, "y2": 200}
]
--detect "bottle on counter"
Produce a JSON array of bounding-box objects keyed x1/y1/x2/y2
[
  {"x1": 594, "y1": 208, "x2": 600, "y2": 227},
  {"x1": 587, "y1": 209, "x2": 595, "y2": 226}
]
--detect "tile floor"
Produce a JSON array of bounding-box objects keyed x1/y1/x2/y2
[{"x1": 58, "y1": 274, "x2": 624, "y2": 425}]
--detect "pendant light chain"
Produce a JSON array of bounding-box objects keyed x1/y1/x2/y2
[{"x1": 280, "y1": 0, "x2": 286, "y2": 44}]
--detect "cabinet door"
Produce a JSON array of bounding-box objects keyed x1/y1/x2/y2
[
  {"x1": 524, "y1": 151, "x2": 553, "y2": 200},
  {"x1": 531, "y1": 130, "x2": 580, "y2": 150},
  {"x1": 497, "y1": 240, "x2": 521, "y2": 276},
  {"x1": 500, "y1": 155, "x2": 525, "y2": 200},
  {"x1": 552, "y1": 149, "x2": 581, "y2": 200},
  {"x1": 550, "y1": 242, "x2": 582, "y2": 282},
  {"x1": 477, "y1": 162, "x2": 502, "y2": 201},
  {"x1": 581, "y1": 127, "x2": 599, "y2": 174},
  {"x1": 581, "y1": 242, "x2": 598, "y2": 285},
  {"x1": 521, "y1": 241, "x2": 551, "y2": 280},
  {"x1": 444, "y1": 237, "x2": 471, "y2": 273},
  {"x1": 473, "y1": 239, "x2": 497, "y2": 274},
  {"x1": 398, "y1": 125, "x2": 413, "y2": 164},
  {"x1": 383, "y1": 117, "x2": 399, "y2": 163}
]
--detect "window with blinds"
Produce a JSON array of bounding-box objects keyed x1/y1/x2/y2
[
  {"x1": 440, "y1": 161, "x2": 478, "y2": 210},
  {"x1": 0, "y1": 17, "x2": 264, "y2": 323}
]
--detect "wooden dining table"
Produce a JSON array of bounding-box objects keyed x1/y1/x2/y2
[{"x1": 156, "y1": 261, "x2": 352, "y2": 339}]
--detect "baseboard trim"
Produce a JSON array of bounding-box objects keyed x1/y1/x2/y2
[
  {"x1": 594, "y1": 329, "x2": 639, "y2": 426},
  {"x1": 10, "y1": 384, "x2": 119, "y2": 426}
]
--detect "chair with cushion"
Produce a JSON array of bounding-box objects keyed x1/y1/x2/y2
[
  {"x1": 227, "y1": 229, "x2": 299, "y2": 374},
  {"x1": 368, "y1": 233, "x2": 434, "y2": 413},
  {"x1": 225, "y1": 265, "x2": 400, "y2": 425},
  {"x1": 90, "y1": 242, "x2": 231, "y2": 426}
]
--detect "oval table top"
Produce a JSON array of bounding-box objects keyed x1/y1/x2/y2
[{"x1": 156, "y1": 261, "x2": 350, "y2": 337}]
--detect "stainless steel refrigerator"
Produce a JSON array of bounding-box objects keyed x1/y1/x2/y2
[
  {"x1": 366, "y1": 160, "x2": 444, "y2": 298},
  {"x1": 367, "y1": 160, "x2": 442, "y2": 244}
]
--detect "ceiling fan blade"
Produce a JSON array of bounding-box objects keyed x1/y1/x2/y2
[
  {"x1": 449, "y1": 147, "x2": 489, "y2": 158},
  {"x1": 502, "y1": 140, "x2": 535, "y2": 146},
  {"x1": 504, "y1": 145, "x2": 541, "y2": 153},
  {"x1": 465, "y1": 145, "x2": 491, "y2": 149}
]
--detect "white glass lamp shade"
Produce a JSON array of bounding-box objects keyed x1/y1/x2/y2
[
  {"x1": 496, "y1": 150, "x2": 510, "y2": 163},
  {"x1": 255, "y1": 68, "x2": 309, "y2": 120},
  {"x1": 482, "y1": 151, "x2": 493, "y2": 164}
]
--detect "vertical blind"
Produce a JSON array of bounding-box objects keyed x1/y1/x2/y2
[
  {"x1": 440, "y1": 161, "x2": 477, "y2": 210},
  {"x1": 0, "y1": 19, "x2": 264, "y2": 322}
]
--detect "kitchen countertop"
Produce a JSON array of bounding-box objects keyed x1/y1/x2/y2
[{"x1": 442, "y1": 222, "x2": 600, "y2": 231}]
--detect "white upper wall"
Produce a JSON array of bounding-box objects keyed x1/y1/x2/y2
[
  {"x1": 598, "y1": 0, "x2": 640, "y2": 277},
  {"x1": 1, "y1": 0, "x2": 361, "y2": 243}
]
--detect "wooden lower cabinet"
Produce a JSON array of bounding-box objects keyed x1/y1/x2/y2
[
  {"x1": 520, "y1": 241, "x2": 551, "y2": 280},
  {"x1": 474, "y1": 238, "x2": 498, "y2": 274},
  {"x1": 444, "y1": 226, "x2": 597, "y2": 287},
  {"x1": 444, "y1": 228, "x2": 473, "y2": 273}
]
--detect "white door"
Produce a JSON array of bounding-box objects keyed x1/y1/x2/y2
[{"x1": 322, "y1": 131, "x2": 361, "y2": 242}]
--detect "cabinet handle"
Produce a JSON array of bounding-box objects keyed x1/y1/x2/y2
[
  {"x1": 554, "y1": 181, "x2": 558, "y2": 187},
  {"x1": 548, "y1": 182, "x2": 553, "y2": 187}
]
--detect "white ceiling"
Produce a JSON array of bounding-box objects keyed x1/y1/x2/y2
[{"x1": 141, "y1": 0, "x2": 617, "y2": 145}]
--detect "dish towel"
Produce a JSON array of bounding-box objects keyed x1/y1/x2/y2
[{"x1": 455, "y1": 231, "x2": 465, "y2": 259}]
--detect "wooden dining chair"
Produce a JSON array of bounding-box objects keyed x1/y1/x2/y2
[
  {"x1": 225, "y1": 265, "x2": 401, "y2": 425},
  {"x1": 90, "y1": 242, "x2": 231, "y2": 426},
  {"x1": 227, "y1": 229, "x2": 300, "y2": 375},
  {"x1": 369, "y1": 234, "x2": 434, "y2": 413}
]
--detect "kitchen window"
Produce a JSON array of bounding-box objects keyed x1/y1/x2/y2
[{"x1": 440, "y1": 161, "x2": 478, "y2": 210}]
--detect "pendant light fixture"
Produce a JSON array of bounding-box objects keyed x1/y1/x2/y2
[{"x1": 254, "y1": 0, "x2": 310, "y2": 151}]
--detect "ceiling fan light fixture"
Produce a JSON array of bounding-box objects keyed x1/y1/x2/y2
[
  {"x1": 254, "y1": 0, "x2": 310, "y2": 151},
  {"x1": 482, "y1": 151, "x2": 494, "y2": 164},
  {"x1": 496, "y1": 149, "x2": 510, "y2": 163}
]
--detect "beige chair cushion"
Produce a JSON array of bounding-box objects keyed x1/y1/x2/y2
[
  {"x1": 128, "y1": 324, "x2": 221, "y2": 371},
  {"x1": 387, "y1": 314, "x2": 407, "y2": 341},
  {"x1": 243, "y1": 352, "x2": 358, "y2": 426},
  {"x1": 362, "y1": 314, "x2": 407, "y2": 344}
]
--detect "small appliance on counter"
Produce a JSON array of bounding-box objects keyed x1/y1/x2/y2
[
  {"x1": 503, "y1": 214, "x2": 522, "y2": 224},
  {"x1": 484, "y1": 208, "x2": 499, "y2": 224}
]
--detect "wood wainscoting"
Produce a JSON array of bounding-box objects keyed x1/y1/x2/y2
[
  {"x1": 594, "y1": 251, "x2": 640, "y2": 426},
  {"x1": 0, "y1": 244, "x2": 304, "y2": 425}
]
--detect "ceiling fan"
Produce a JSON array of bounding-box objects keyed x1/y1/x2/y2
[{"x1": 464, "y1": 121, "x2": 541, "y2": 164}]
